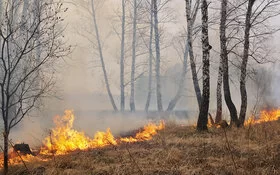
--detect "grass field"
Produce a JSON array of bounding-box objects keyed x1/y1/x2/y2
[{"x1": 3, "y1": 120, "x2": 280, "y2": 175}]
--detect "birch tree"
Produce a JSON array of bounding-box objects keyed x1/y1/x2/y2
[
  {"x1": 215, "y1": 56, "x2": 223, "y2": 123},
  {"x1": 239, "y1": 0, "x2": 256, "y2": 125},
  {"x1": 185, "y1": 0, "x2": 202, "y2": 109},
  {"x1": 91, "y1": 0, "x2": 118, "y2": 111},
  {"x1": 130, "y1": 0, "x2": 138, "y2": 112},
  {"x1": 222, "y1": 0, "x2": 280, "y2": 126},
  {"x1": 145, "y1": 0, "x2": 154, "y2": 112},
  {"x1": 220, "y1": 0, "x2": 239, "y2": 126},
  {"x1": 153, "y1": 0, "x2": 163, "y2": 111},
  {"x1": 0, "y1": 1, "x2": 69, "y2": 173},
  {"x1": 120, "y1": 0, "x2": 126, "y2": 112},
  {"x1": 197, "y1": 0, "x2": 211, "y2": 131},
  {"x1": 166, "y1": 0, "x2": 200, "y2": 111}
]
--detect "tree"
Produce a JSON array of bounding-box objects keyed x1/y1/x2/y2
[
  {"x1": 215, "y1": 55, "x2": 223, "y2": 123},
  {"x1": 239, "y1": 0, "x2": 256, "y2": 125},
  {"x1": 91, "y1": 0, "x2": 118, "y2": 111},
  {"x1": 0, "y1": 0, "x2": 69, "y2": 174},
  {"x1": 197, "y1": 0, "x2": 211, "y2": 131},
  {"x1": 120, "y1": 0, "x2": 126, "y2": 112},
  {"x1": 130, "y1": 0, "x2": 138, "y2": 112},
  {"x1": 220, "y1": 0, "x2": 239, "y2": 126},
  {"x1": 185, "y1": 0, "x2": 202, "y2": 109},
  {"x1": 145, "y1": 0, "x2": 154, "y2": 112},
  {"x1": 222, "y1": 0, "x2": 280, "y2": 126},
  {"x1": 166, "y1": 0, "x2": 200, "y2": 111},
  {"x1": 153, "y1": 0, "x2": 163, "y2": 112}
]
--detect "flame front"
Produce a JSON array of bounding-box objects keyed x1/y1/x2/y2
[
  {"x1": 40, "y1": 110, "x2": 117, "y2": 155},
  {"x1": 120, "y1": 121, "x2": 165, "y2": 142},
  {"x1": 40, "y1": 110, "x2": 164, "y2": 155},
  {"x1": 244, "y1": 108, "x2": 280, "y2": 126}
]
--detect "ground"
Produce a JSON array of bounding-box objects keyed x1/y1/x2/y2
[{"x1": 4, "y1": 120, "x2": 280, "y2": 175}]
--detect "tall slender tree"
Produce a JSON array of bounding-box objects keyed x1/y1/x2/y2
[
  {"x1": 145, "y1": 0, "x2": 154, "y2": 112},
  {"x1": 91, "y1": 0, "x2": 118, "y2": 111},
  {"x1": 239, "y1": 0, "x2": 256, "y2": 125},
  {"x1": 153, "y1": 0, "x2": 163, "y2": 111},
  {"x1": 215, "y1": 56, "x2": 223, "y2": 123},
  {"x1": 130, "y1": 0, "x2": 138, "y2": 112},
  {"x1": 120, "y1": 0, "x2": 126, "y2": 112},
  {"x1": 167, "y1": 0, "x2": 200, "y2": 111},
  {"x1": 220, "y1": 0, "x2": 239, "y2": 126},
  {"x1": 185, "y1": 0, "x2": 202, "y2": 109},
  {"x1": 197, "y1": 0, "x2": 211, "y2": 131}
]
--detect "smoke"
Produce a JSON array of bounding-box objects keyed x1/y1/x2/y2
[{"x1": 4, "y1": 0, "x2": 280, "y2": 148}]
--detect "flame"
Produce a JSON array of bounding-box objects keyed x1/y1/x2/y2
[
  {"x1": 207, "y1": 108, "x2": 280, "y2": 128},
  {"x1": 40, "y1": 110, "x2": 117, "y2": 155},
  {"x1": 40, "y1": 110, "x2": 164, "y2": 155},
  {"x1": 244, "y1": 108, "x2": 280, "y2": 126},
  {"x1": 120, "y1": 121, "x2": 165, "y2": 143}
]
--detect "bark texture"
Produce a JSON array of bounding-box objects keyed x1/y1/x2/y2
[
  {"x1": 153, "y1": 0, "x2": 163, "y2": 111},
  {"x1": 239, "y1": 0, "x2": 255, "y2": 126},
  {"x1": 185, "y1": 0, "x2": 202, "y2": 108},
  {"x1": 215, "y1": 57, "x2": 223, "y2": 123},
  {"x1": 197, "y1": 0, "x2": 210, "y2": 131},
  {"x1": 220, "y1": 0, "x2": 239, "y2": 126}
]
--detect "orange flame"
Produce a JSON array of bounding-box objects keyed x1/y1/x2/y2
[
  {"x1": 40, "y1": 110, "x2": 164, "y2": 155},
  {"x1": 244, "y1": 108, "x2": 280, "y2": 126},
  {"x1": 120, "y1": 121, "x2": 165, "y2": 143}
]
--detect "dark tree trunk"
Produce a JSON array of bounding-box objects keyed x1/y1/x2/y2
[
  {"x1": 239, "y1": 0, "x2": 255, "y2": 126},
  {"x1": 185, "y1": 0, "x2": 202, "y2": 109},
  {"x1": 220, "y1": 0, "x2": 239, "y2": 126},
  {"x1": 153, "y1": 0, "x2": 163, "y2": 111},
  {"x1": 120, "y1": 0, "x2": 125, "y2": 112},
  {"x1": 3, "y1": 128, "x2": 9, "y2": 175},
  {"x1": 197, "y1": 0, "x2": 210, "y2": 131},
  {"x1": 145, "y1": 0, "x2": 154, "y2": 112}
]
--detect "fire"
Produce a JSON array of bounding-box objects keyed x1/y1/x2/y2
[
  {"x1": 40, "y1": 110, "x2": 164, "y2": 155},
  {"x1": 244, "y1": 108, "x2": 280, "y2": 126},
  {"x1": 120, "y1": 121, "x2": 165, "y2": 143}
]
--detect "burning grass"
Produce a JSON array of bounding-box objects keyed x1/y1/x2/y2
[{"x1": 3, "y1": 117, "x2": 280, "y2": 175}]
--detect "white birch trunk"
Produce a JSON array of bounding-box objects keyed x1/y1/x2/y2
[
  {"x1": 130, "y1": 0, "x2": 137, "y2": 112},
  {"x1": 145, "y1": 0, "x2": 154, "y2": 112},
  {"x1": 120, "y1": 0, "x2": 125, "y2": 112},
  {"x1": 91, "y1": 0, "x2": 118, "y2": 111},
  {"x1": 153, "y1": 0, "x2": 163, "y2": 111}
]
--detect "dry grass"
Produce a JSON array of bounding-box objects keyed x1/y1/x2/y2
[{"x1": 3, "y1": 120, "x2": 280, "y2": 175}]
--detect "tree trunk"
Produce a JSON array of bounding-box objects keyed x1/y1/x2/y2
[
  {"x1": 3, "y1": 126, "x2": 9, "y2": 175},
  {"x1": 215, "y1": 49, "x2": 223, "y2": 123},
  {"x1": 166, "y1": 37, "x2": 189, "y2": 111},
  {"x1": 153, "y1": 0, "x2": 163, "y2": 111},
  {"x1": 220, "y1": 0, "x2": 239, "y2": 126},
  {"x1": 185, "y1": 0, "x2": 202, "y2": 109},
  {"x1": 197, "y1": 0, "x2": 210, "y2": 131},
  {"x1": 120, "y1": 0, "x2": 125, "y2": 112},
  {"x1": 91, "y1": 0, "x2": 118, "y2": 111},
  {"x1": 167, "y1": 0, "x2": 201, "y2": 111},
  {"x1": 145, "y1": 0, "x2": 154, "y2": 112},
  {"x1": 239, "y1": 0, "x2": 255, "y2": 126},
  {"x1": 130, "y1": 0, "x2": 137, "y2": 112}
]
